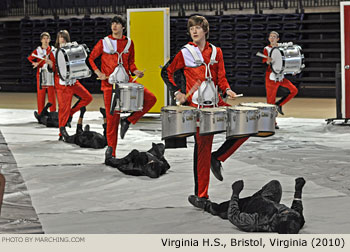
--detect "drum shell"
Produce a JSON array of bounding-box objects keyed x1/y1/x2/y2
[
  {"x1": 161, "y1": 106, "x2": 197, "y2": 140},
  {"x1": 116, "y1": 83, "x2": 144, "y2": 112},
  {"x1": 199, "y1": 108, "x2": 227, "y2": 135},
  {"x1": 57, "y1": 44, "x2": 91, "y2": 81},
  {"x1": 270, "y1": 45, "x2": 304, "y2": 75},
  {"x1": 226, "y1": 106, "x2": 259, "y2": 139},
  {"x1": 40, "y1": 68, "x2": 54, "y2": 88},
  {"x1": 240, "y1": 103, "x2": 277, "y2": 137}
]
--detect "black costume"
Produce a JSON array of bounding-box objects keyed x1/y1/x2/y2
[{"x1": 34, "y1": 102, "x2": 58, "y2": 127}]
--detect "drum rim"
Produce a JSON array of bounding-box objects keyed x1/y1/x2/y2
[
  {"x1": 56, "y1": 48, "x2": 70, "y2": 81},
  {"x1": 161, "y1": 106, "x2": 197, "y2": 111},
  {"x1": 270, "y1": 47, "x2": 285, "y2": 74}
]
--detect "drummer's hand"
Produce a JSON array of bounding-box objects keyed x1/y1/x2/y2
[
  {"x1": 32, "y1": 62, "x2": 39, "y2": 68},
  {"x1": 95, "y1": 70, "x2": 107, "y2": 80},
  {"x1": 266, "y1": 57, "x2": 273, "y2": 64},
  {"x1": 175, "y1": 92, "x2": 186, "y2": 104},
  {"x1": 46, "y1": 59, "x2": 53, "y2": 68},
  {"x1": 134, "y1": 70, "x2": 144, "y2": 78},
  {"x1": 227, "y1": 89, "x2": 237, "y2": 99}
]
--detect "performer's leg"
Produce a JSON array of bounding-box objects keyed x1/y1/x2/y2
[
  {"x1": 36, "y1": 75, "x2": 46, "y2": 114},
  {"x1": 57, "y1": 88, "x2": 73, "y2": 137},
  {"x1": 104, "y1": 89, "x2": 120, "y2": 157},
  {"x1": 278, "y1": 79, "x2": 298, "y2": 106},
  {"x1": 47, "y1": 86, "x2": 57, "y2": 112},
  {"x1": 69, "y1": 81, "x2": 93, "y2": 116},
  {"x1": 193, "y1": 129, "x2": 214, "y2": 198},
  {"x1": 265, "y1": 75, "x2": 280, "y2": 105}
]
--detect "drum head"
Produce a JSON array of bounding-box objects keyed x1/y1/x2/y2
[
  {"x1": 118, "y1": 83, "x2": 143, "y2": 89},
  {"x1": 240, "y1": 102, "x2": 275, "y2": 108},
  {"x1": 229, "y1": 106, "x2": 259, "y2": 111},
  {"x1": 161, "y1": 106, "x2": 196, "y2": 112},
  {"x1": 200, "y1": 107, "x2": 226, "y2": 113},
  {"x1": 270, "y1": 47, "x2": 283, "y2": 74},
  {"x1": 56, "y1": 49, "x2": 68, "y2": 81}
]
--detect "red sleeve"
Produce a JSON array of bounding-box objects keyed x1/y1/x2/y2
[
  {"x1": 216, "y1": 47, "x2": 231, "y2": 93},
  {"x1": 262, "y1": 48, "x2": 268, "y2": 63},
  {"x1": 49, "y1": 51, "x2": 56, "y2": 73},
  {"x1": 27, "y1": 49, "x2": 37, "y2": 64},
  {"x1": 128, "y1": 40, "x2": 137, "y2": 73},
  {"x1": 161, "y1": 51, "x2": 185, "y2": 92},
  {"x1": 88, "y1": 40, "x2": 103, "y2": 71}
]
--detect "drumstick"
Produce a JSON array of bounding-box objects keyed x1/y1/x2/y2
[
  {"x1": 132, "y1": 69, "x2": 146, "y2": 83},
  {"x1": 97, "y1": 75, "x2": 109, "y2": 80},
  {"x1": 235, "y1": 94, "x2": 243, "y2": 97},
  {"x1": 31, "y1": 53, "x2": 45, "y2": 60},
  {"x1": 175, "y1": 80, "x2": 201, "y2": 105},
  {"x1": 33, "y1": 56, "x2": 48, "y2": 68},
  {"x1": 256, "y1": 52, "x2": 268, "y2": 58}
]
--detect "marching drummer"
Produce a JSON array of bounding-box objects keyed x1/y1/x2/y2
[
  {"x1": 50, "y1": 30, "x2": 93, "y2": 141},
  {"x1": 88, "y1": 15, "x2": 156, "y2": 166},
  {"x1": 161, "y1": 15, "x2": 250, "y2": 208},
  {"x1": 27, "y1": 32, "x2": 57, "y2": 122},
  {"x1": 263, "y1": 31, "x2": 298, "y2": 121}
]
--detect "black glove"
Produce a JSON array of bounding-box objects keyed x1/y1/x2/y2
[
  {"x1": 232, "y1": 180, "x2": 244, "y2": 196},
  {"x1": 294, "y1": 177, "x2": 306, "y2": 199}
]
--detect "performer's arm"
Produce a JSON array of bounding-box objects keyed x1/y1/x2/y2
[
  {"x1": 27, "y1": 49, "x2": 40, "y2": 68},
  {"x1": 263, "y1": 48, "x2": 272, "y2": 64},
  {"x1": 161, "y1": 52, "x2": 185, "y2": 92},
  {"x1": 128, "y1": 41, "x2": 139, "y2": 75},
  {"x1": 88, "y1": 40, "x2": 106, "y2": 79},
  {"x1": 216, "y1": 48, "x2": 236, "y2": 97},
  {"x1": 47, "y1": 52, "x2": 56, "y2": 73},
  {"x1": 290, "y1": 177, "x2": 306, "y2": 228},
  {"x1": 227, "y1": 180, "x2": 259, "y2": 232}
]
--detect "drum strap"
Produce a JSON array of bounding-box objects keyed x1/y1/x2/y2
[{"x1": 103, "y1": 36, "x2": 132, "y2": 56}]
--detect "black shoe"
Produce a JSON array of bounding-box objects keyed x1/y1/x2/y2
[
  {"x1": 210, "y1": 156, "x2": 223, "y2": 181},
  {"x1": 188, "y1": 195, "x2": 211, "y2": 210},
  {"x1": 276, "y1": 105, "x2": 284, "y2": 115},
  {"x1": 58, "y1": 135, "x2": 63, "y2": 141},
  {"x1": 120, "y1": 117, "x2": 130, "y2": 139},
  {"x1": 59, "y1": 127, "x2": 69, "y2": 141},
  {"x1": 66, "y1": 116, "x2": 72, "y2": 128},
  {"x1": 275, "y1": 125, "x2": 280, "y2": 129},
  {"x1": 99, "y1": 107, "x2": 106, "y2": 118},
  {"x1": 34, "y1": 111, "x2": 41, "y2": 123}
]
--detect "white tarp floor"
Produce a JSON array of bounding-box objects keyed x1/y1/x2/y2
[{"x1": 0, "y1": 108, "x2": 350, "y2": 234}]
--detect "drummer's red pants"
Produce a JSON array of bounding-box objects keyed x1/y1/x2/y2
[
  {"x1": 56, "y1": 81, "x2": 93, "y2": 133},
  {"x1": 265, "y1": 74, "x2": 298, "y2": 106},
  {"x1": 36, "y1": 73, "x2": 56, "y2": 114},
  {"x1": 103, "y1": 86, "x2": 156, "y2": 157},
  {"x1": 194, "y1": 129, "x2": 249, "y2": 198}
]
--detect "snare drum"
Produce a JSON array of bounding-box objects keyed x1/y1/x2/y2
[
  {"x1": 56, "y1": 43, "x2": 91, "y2": 81},
  {"x1": 226, "y1": 106, "x2": 259, "y2": 139},
  {"x1": 270, "y1": 44, "x2": 304, "y2": 75},
  {"x1": 199, "y1": 107, "x2": 227, "y2": 135},
  {"x1": 240, "y1": 102, "x2": 277, "y2": 137},
  {"x1": 115, "y1": 83, "x2": 144, "y2": 112},
  {"x1": 161, "y1": 106, "x2": 197, "y2": 140},
  {"x1": 40, "y1": 67, "x2": 54, "y2": 88}
]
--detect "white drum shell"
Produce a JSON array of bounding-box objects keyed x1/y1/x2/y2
[
  {"x1": 161, "y1": 106, "x2": 197, "y2": 140},
  {"x1": 240, "y1": 103, "x2": 277, "y2": 137},
  {"x1": 199, "y1": 107, "x2": 227, "y2": 135},
  {"x1": 226, "y1": 106, "x2": 259, "y2": 139},
  {"x1": 56, "y1": 44, "x2": 91, "y2": 81},
  {"x1": 40, "y1": 68, "x2": 54, "y2": 88},
  {"x1": 115, "y1": 83, "x2": 144, "y2": 112}
]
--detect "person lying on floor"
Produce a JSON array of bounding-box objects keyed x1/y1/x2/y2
[
  {"x1": 188, "y1": 178, "x2": 306, "y2": 234},
  {"x1": 34, "y1": 102, "x2": 58, "y2": 127},
  {"x1": 60, "y1": 107, "x2": 107, "y2": 149},
  {"x1": 105, "y1": 143, "x2": 170, "y2": 179}
]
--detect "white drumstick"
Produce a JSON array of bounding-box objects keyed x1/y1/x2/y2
[
  {"x1": 132, "y1": 69, "x2": 146, "y2": 83},
  {"x1": 235, "y1": 94, "x2": 243, "y2": 97},
  {"x1": 256, "y1": 52, "x2": 268, "y2": 59},
  {"x1": 31, "y1": 53, "x2": 45, "y2": 60}
]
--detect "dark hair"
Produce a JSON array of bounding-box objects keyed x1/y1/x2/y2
[
  {"x1": 40, "y1": 32, "x2": 50, "y2": 40},
  {"x1": 55, "y1": 30, "x2": 70, "y2": 48},
  {"x1": 110, "y1": 15, "x2": 127, "y2": 28},
  {"x1": 187, "y1": 15, "x2": 209, "y2": 39},
  {"x1": 276, "y1": 211, "x2": 301, "y2": 234}
]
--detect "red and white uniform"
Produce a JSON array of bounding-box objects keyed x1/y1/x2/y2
[
  {"x1": 88, "y1": 35, "x2": 156, "y2": 157},
  {"x1": 50, "y1": 48, "x2": 93, "y2": 135},
  {"x1": 27, "y1": 46, "x2": 57, "y2": 114},
  {"x1": 162, "y1": 42, "x2": 249, "y2": 198},
  {"x1": 263, "y1": 45, "x2": 298, "y2": 106}
]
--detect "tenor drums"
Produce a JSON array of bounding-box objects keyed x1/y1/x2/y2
[
  {"x1": 115, "y1": 83, "x2": 144, "y2": 112},
  {"x1": 56, "y1": 43, "x2": 91, "y2": 81},
  {"x1": 240, "y1": 102, "x2": 277, "y2": 137},
  {"x1": 40, "y1": 68, "x2": 54, "y2": 88},
  {"x1": 199, "y1": 107, "x2": 227, "y2": 135},
  {"x1": 161, "y1": 106, "x2": 197, "y2": 140},
  {"x1": 226, "y1": 106, "x2": 259, "y2": 139},
  {"x1": 270, "y1": 44, "x2": 304, "y2": 75}
]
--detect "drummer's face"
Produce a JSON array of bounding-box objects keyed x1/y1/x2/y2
[
  {"x1": 111, "y1": 22, "x2": 124, "y2": 35},
  {"x1": 189, "y1": 25, "x2": 206, "y2": 44},
  {"x1": 59, "y1": 36, "x2": 66, "y2": 45},
  {"x1": 41, "y1": 36, "x2": 50, "y2": 46},
  {"x1": 269, "y1": 33, "x2": 279, "y2": 45}
]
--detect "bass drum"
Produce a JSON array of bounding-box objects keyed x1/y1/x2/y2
[{"x1": 56, "y1": 43, "x2": 91, "y2": 81}]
